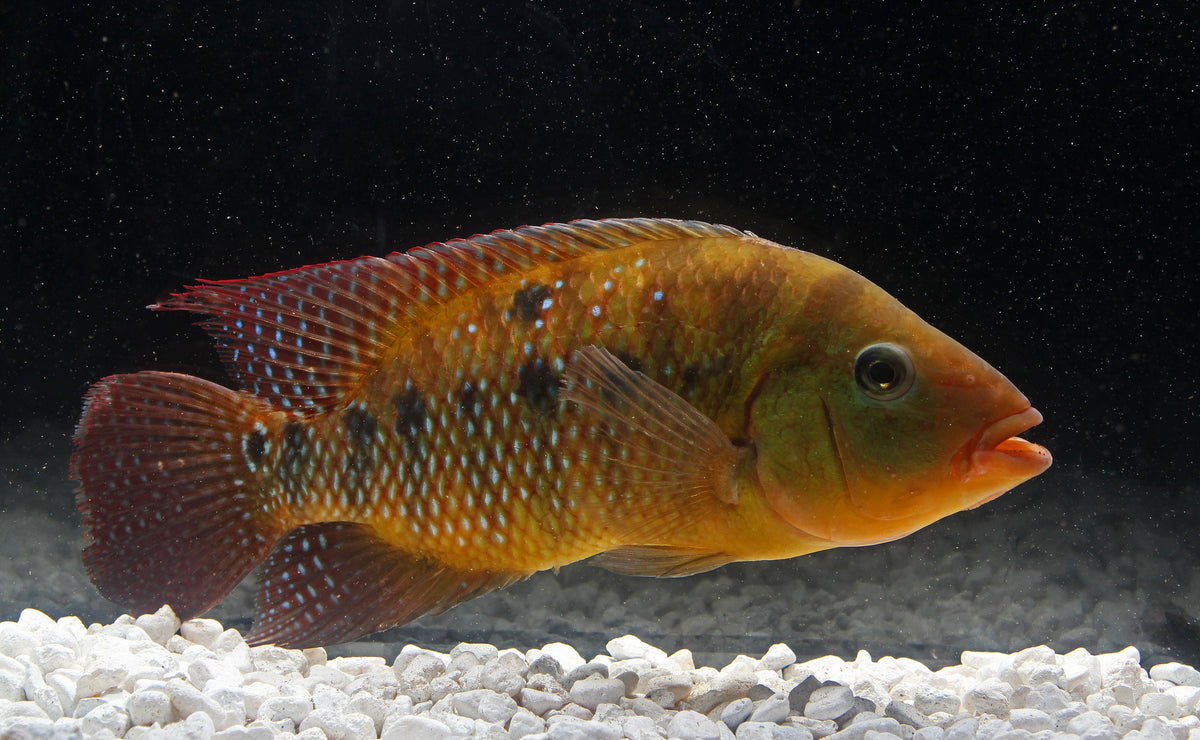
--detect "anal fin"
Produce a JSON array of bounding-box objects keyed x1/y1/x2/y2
[
  {"x1": 246, "y1": 522, "x2": 528, "y2": 647},
  {"x1": 590, "y1": 545, "x2": 733, "y2": 577}
]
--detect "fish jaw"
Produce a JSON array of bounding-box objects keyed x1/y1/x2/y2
[{"x1": 952, "y1": 405, "x2": 1052, "y2": 509}]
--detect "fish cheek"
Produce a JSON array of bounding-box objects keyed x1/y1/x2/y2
[
  {"x1": 746, "y1": 372, "x2": 846, "y2": 539},
  {"x1": 831, "y1": 382, "x2": 960, "y2": 522}
]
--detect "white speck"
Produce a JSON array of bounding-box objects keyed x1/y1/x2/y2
[
  {"x1": 591, "y1": 305, "x2": 601, "y2": 317},
  {"x1": 653, "y1": 290, "x2": 664, "y2": 301}
]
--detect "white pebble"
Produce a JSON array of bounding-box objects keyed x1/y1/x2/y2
[
  {"x1": 805, "y1": 683, "x2": 854, "y2": 720},
  {"x1": 258, "y1": 694, "x2": 312, "y2": 727},
  {"x1": 35, "y1": 643, "x2": 76, "y2": 673},
  {"x1": 17, "y1": 609, "x2": 58, "y2": 634},
  {"x1": 180, "y1": 618, "x2": 224, "y2": 649},
  {"x1": 181, "y1": 709, "x2": 217, "y2": 737},
  {"x1": 1007, "y1": 707, "x2": 1053, "y2": 732},
  {"x1": 749, "y1": 692, "x2": 790, "y2": 723},
  {"x1": 665, "y1": 708, "x2": 723, "y2": 739},
  {"x1": 0, "y1": 700, "x2": 49, "y2": 722},
  {"x1": 44, "y1": 669, "x2": 78, "y2": 715},
  {"x1": 510, "y1": 707, "x2": 547, "y2": 739},
  {"x1": 205, "y1": 684, "x2": 247, "y2": 730},
  {"x1": 23, "y1": 662, "x2": 63, "y2": 719},
  {"x1": 641, "y1": 672, "x2": 693, "y2": 703},
  {"x1": 135, "y1": 606, "x2": 182, "y2": 645},
  {"x1": 213, "y1": 725, "x2": 276, "y2": 740},
  {"x1": 605, "y1": 635, "x2": 668, "y2": 666},
  {"x1": 76, "y1": 655, "x2": 132, "y2": 695},
  {"x1": 250, "y1": 645, "x2": 309, "y2": 676},
  {"x1": 188, "y1": 656, "x2": 245, "y2": 690},
  {"x1": 381, "y1": 714, "x2": 458, "y2": 739},
  {"x1": 721, "y1": 697, "x2": 754, "y2": 729},
  {"x1": 298, "y1": 707, "x2": 376, "y2": 740},
  {"x1": 1065, "y1": 710, "x2": 1113, "y2": 734},
  {"x1": 80, "y1": 702, "x2": 131, "y2": 736},
  {"x1": 1023, "y1": 681, "x2": 1071, "y2": 712},
  {"x1": 756, "y1": 644, "x2": 798, "y2": 672},
  {"x1": 521, "y1": 687, "x2": 566, "y2": 715},
  {"x1": 1138, "y1": 691, "x2": 1179, "y2": 718},
  {"x1": 448, "y1": 641, "x2": 500, "y2": 665},
  {"x1": 0, "y1": 622, "x2": 38, "y2": 659},
  {"x1": 452, "y1": 687, "x2": 518, "y2": 723},
  {"x1": 544, "y1": 717, "x2": 624, "y2": 740},
  {"x1": 1151, "y1": 662, "x2": 1200, "y2": 687},
  {"x1": 0, "y1": 671, "x2": 23, "y2": 702},
  {"x1": 569, "y1": 675, "x2": 626, "y2": 710},
  {"x1": 963, "y1": 682, "x2": 1011, "y2": 716},
  {"x1": 1165, "y1": 684, "x2": 1200, "y2": 714},
  {"x1": 128, "y1": 687, "x2": 174, "y2": 726},
  {"x1": 166, "y1": 676, "x2": 227, "y2": 728},
  {"x1": 0, "y1": 716, "x2": 55, "y2": 738},
  {"x1": 914, "y1": 686, "x2": 959, "y2": 716},
  {"x1": 540, "y1": 642, "x2": 586, "y2": 674}
]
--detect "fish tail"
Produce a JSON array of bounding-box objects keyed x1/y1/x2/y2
[{"x1": 71, "y1": 371, "x2": 287, "y2": 620}]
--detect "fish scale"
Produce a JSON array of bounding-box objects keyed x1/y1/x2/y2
[{"x1": 71, "y1": 217, "x2": 1050, "y2": 647}]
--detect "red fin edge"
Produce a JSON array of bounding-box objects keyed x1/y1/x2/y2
[{"x1": 71, "y1": 372, "x2": 286, "y2": 619}]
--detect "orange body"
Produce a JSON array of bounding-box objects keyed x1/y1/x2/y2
[{"x1": 71, "y1": 219, "x2": 1050, "y2": 646}]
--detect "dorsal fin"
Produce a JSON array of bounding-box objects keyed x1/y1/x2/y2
[{"x1": 156, "y1": 218, "x2": 746, "y2": 412}]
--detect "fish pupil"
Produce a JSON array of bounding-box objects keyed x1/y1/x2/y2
[
  {"x1": 854, "y1": 343, "x2": 915, "y2": 400},
  {"x1": 867, "y1": 360, "x2": 897, "y2": 388}
]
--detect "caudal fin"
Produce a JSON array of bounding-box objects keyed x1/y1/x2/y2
[{"x1": 71, "y1": 372, "x2": 287, "y2": 620}]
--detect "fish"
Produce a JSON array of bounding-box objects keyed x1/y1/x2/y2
[{"x1": 70, "y1": 218, "x2": 1052, "y2": 647}]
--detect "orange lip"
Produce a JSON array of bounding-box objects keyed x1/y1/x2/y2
[{"x1": 954, "y1": 406, "x2": 1052, "y2": 493}]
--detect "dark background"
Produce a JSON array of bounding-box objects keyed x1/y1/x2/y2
[{"x1": 2, "y1": 5, "x2": 1196, "y2": 541}]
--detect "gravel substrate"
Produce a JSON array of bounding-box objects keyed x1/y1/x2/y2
[{"x1": 1, "y1": 605, "x2": 1198, "y2": 740}]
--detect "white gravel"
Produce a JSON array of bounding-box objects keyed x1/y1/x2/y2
[{"x1": 1, "y1": 605, "x2": 1198, "y2": 739}]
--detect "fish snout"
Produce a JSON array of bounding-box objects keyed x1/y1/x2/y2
[{"x1": 953, "y1": 405, "x2": 1052, "y2": 508}]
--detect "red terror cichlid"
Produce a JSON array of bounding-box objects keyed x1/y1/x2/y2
[{"x1": 71, "y1": 218, "x2": 1052, "y2": 647}]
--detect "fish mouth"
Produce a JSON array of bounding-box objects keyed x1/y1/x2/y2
[{"x1": 954, "y1": 406, "x2": 1052, "y2": 507}]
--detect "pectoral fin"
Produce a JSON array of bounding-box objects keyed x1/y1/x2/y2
[{"x1": 561, "y1": 345, "x2": 746, "y2": 508}]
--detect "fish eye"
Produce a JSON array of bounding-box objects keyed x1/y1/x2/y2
[{"x1": 854, "y1": 343, "x2": 915, "y2": 401}]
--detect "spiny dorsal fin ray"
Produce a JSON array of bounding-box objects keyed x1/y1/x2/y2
[
  {"x1": 157, "y1": 219, "x2": 747, "y2": 412},
  {"x1": 245, "y1": 522, "x2": 528, "y2": 647},
  {"x1": 155, "y1": 257, "x2": 412, "y2": 413}
]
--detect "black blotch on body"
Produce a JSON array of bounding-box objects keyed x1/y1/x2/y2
[
  {"x1": 245, "y1": 430, "x2": 266, "y2": 466},
  {"x1": 681, "y1": 364, "x2": 703, "y2": 395},
  {"x1": 458, "y1": 382, "x2": 479, "y2": 419},
  {"x1": 343, "y1": 406, "x2": 377, "y2": 477},
  {"x1": 518, "y1": 357, "x2": 559, "y2": 415},
  {"x1": 614, "y1": 351, "x2": 644, "y2": 373},
  {"x1": 511, "y1": 284, "x2": 551, "y2": 323},
  {"x1": 281, "y1": 421, "x2": 308, "y2": 481},
  {"x1": 681, "y1": 355, "x2": 732, "y2": 397},
  {"x1": 393, "y1": 389, "x2": 427, "y2": 453}
]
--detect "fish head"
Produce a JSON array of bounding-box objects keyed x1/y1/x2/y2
[{"x1": 751, "y1": 258, "x2": 1052, "y2": 548}]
